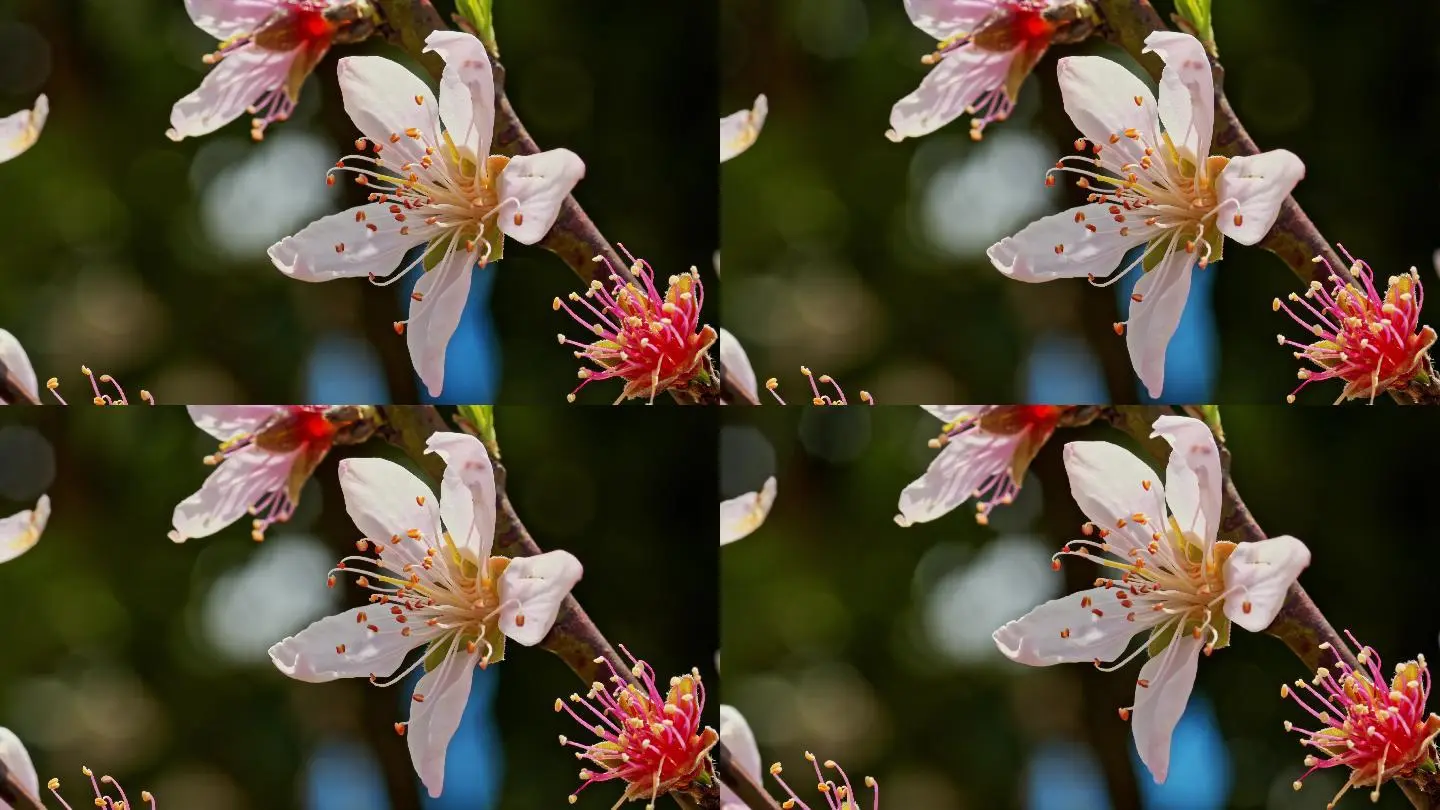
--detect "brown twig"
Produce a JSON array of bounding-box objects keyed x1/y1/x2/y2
[{"x1": 717, "y1": 741, "x2": 783, "y2": 810}]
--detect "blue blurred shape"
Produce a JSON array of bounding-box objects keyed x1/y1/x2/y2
[
  {"x1": 1024, "y1": 739, "x2": 1113, "y2": 810},
  {"x1": 1024, "y1": 330, "x2": 1110, "y2": 403},
  {"x1": 1133, "y1": 693, "x2": 1233, "y2": 810},
  {"x1": 413, "y1": 664, "x2": 505, "y2": 810},
  {"x1": 304, "y1": 332, "x2": 391, "y2": 403},
  {"x1": 305, "y1": 738, "x2": 391, "y2": 810},
  {"x1": 1114, "y1": 251, "x2": 1218, "y2": 402},
  {"x1": 397, "y1": 252, "x2": 502, "y2": 403}
]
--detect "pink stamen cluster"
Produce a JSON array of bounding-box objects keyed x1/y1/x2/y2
[
  {"x1": 554, "y1": 646, "x2": 717, "y2": 807},
  {"x1": 47, "y1": 766, "x2": 156, "y2": 810},
  {"x1": 769, "y1": 753, "x2": 879, "y2": 810},
  {"x1": 45, "y1": 366, "x2": 154, "y2": 405},
  {"x1": 554, "y1": 247, "x2": 717, "y2": 404},
  {"x1": 1282, "y1": 631, "x2": 1440, "y2": 808},
  {"x1": 764, "y1": 367, "x2": 873, "y2": 406},
  {"x1": 1274, "y1": 247, "x2": 1436, "y2": 404}
]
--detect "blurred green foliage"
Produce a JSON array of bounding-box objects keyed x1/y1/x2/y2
[
  {"x1": 720, "y1": 0, "x2": 1438, "y2": 404},
  {"x1": 0, "y1": 0, "x2": 715, "y2": 403},
  {"x1": 721, "y1": 405, "x2": 1440, "y2": 809},
  {"x1": 0, "y1": 404, "x2": 717, "y2": 809}
]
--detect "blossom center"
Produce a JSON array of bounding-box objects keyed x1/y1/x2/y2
[{"x1": 971, "y1": 3, "x2": 1055, "y2": 53}]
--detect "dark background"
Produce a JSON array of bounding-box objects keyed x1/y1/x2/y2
[
  {"x1": 0, "y1": 405, "x2": 719, "y2": 809},
  {"x1": 719, "y1": 0, "x2": 1437, "y2": 404},
  {"x1": 721, "y1": 405, "x2": 1437, "y2": 809},
  {"x1": 0, "y1": 0, "x2": 717, "y2": 404}
]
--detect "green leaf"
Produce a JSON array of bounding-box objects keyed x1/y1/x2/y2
[
  {"x1": 455, "y1": 0, "x2": 498, "y2": 54},
  {"x1": 1174, "y1": 0, "x2": 1215, "y2": 52}
]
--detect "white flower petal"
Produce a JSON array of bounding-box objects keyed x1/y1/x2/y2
[
  {"x1": 1215, "y1": 150, "x2": 1305, "y2": 246},
  {"x1": 719, "y1": 328, "x2": 758, "y2": 403},
  {"x1": 1149, "y1": 415, "x2": 1221, "y2": 545},
  {"x1": 895, "y1": 430, "x2": 1017, "y2": 526},
  {"x1": 424, "y1": 431, "x2": 497, "y2": 562},
  {"x1": 1131, "y1": 632, "x2": 1203, "y2": 784},
  {"x1": 0, "y1": 329, "x2": 38, "y2": 404},
  {"x1": 269, "y1": 203, "x2": 435, "y2": 282},
  {"x1": 423, "y1": 30, "x2": 496, "y2": 159},
  {"x1": 887, "y1": 46, "x2": 1012, "y2": 142},
  {"x1": 0, "y1": 494, "x2": 48, "y2": 564},
  {"x1": 337, "y1": 55, "x2": 440, "y2": 168},
  {"x1": 0, "y1": 94, "x2": 47, "y2": 163},
  {"x1": 1143, "y1": 31, "x2": 1214, "y2": 161},
  {"x1": 720, "y1": 95, "x2": 768, "y2": 162},
  {"x1": 1057, "y1": 55, "x2": 1159, "y2": 170},
  {"x1": 167, "y1": 47, "x2": 293, "y2": 141},
  {"x1": 170, "y1": 450, "x2": 292, "y2": 542},
  {"x1": 1126, "y1": 249, "x2": 1195, "y2": 399},
  {"x1": 993, "y1": 587, "x2": 1161, "y2": 665},
  {"x1": 921, "y1": 405, "x2": 981, "y2": 423},
  {"x1": 719, "y1": 704, "x2": 762, "y2": 809},
  {"x1": 989, "y1": 204, "x2": 1158, "y2": 283},
  {"x1": 408, "y1": 646, "x2": 478, "y2": 798},
  {"x1": 497, "y1": 550, "x2": 583, "y2": 646},
  {"x1": 1062, "y1": 440, "x2": 1167, "y2": 554},
  {"x1": 496, "y1": 149, "x2": 586, "y2": 245},
  {"x1": 268, "y1": 605, "x2": 425, "y2": 683},
  {"x1": 720, "y1": 477, "x2": 777, "y2": 545},
  {"x1": 1222, "y1": 535, "x2": 1310, "y2": 633},
  {"x1": 183, "y1": 0, "x2": 283, "y2": 40},
  {"x1": 337, "y1": 457, "x2": 443, "y2": 567},
  {"x1": 405, "y1": 248, "x2": 475, "y2": 398},
  {"x1": 187, "y1": 405, "x2": 281, "y2": 441},
  {"x1": 0, "y1": 726, "x2": 38, "y2": 805},
  {"x1": 902, "y1": 0, "x2": 1000, "y2": 39}
]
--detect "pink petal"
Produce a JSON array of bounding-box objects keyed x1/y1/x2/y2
[
  {"x1": 1062, "y1": 440, "x2": 1167, "y2": 554},
  {"x1": 1222, "y1": 535, "x2": 1310, "y2": 633},
  {"x1": 1126, "y1": 248, "x2": 1195, "y2": 399},
  {"x1": 0, "y1": 726, "x2": 38, "y2": 803},
  {"x1": 337, "y1": 457, "x2": 443, "y2": 568},
  {"x1": 170, "y1": 450, "x2": 292, "y2": 542},
  {"x1": 719, "y1": 328, "x2": 758, "y2": 402},
  {"x1": 0, "y1": 494, "x2": 48, "y2": 564},
  {"x1": 268, "y1": 605, "x2": 425, "y2": 683},
  {"x1": 720, "y1": 477, "x2": 777, "y2": 546},
  {"x1": 424, "y1": 431, "x2": 497, "y2": 562},
  {"x1": 993, "y1": 587, "x2": 1161, "y2": 665},
  {"x1": 269, "y1": 203, "x2": 436, "y2": 282},
  {"x1": 1131, "y1": 632, "x2": 1204, "y2": 784},
  {"x1": 0, "y1": 328, "x2": 38, "y2": 404},
  {"x1": 408, "y1": 645, "x2": 479, "y2": 798},
  {"x1": 902, "y1": 0, "x2": 1001, "y2": 39},
  {"x1": 337, "y1": 55, "x2": 440, "y2": 169},
  {"x1": 1215, "y1": 150, "x2": 1305, "y2": 246},
  {"x1": 922, "y1": 405, "x2": 981, "y2": 423},
  {"x1": 1149, "y1": 415, "x2": 1221, "y2": 546},
  {"x1": 0, "y1": 94, "x2": 47, "y2": 164},
  {"x1": 167, "y1": 47, "x2": 293, "y2": 141},
  {"x1": 989, "y1": 204, "x2": 1157, "y2": 283},
  {"x1": 183, "y1": 0, "x2": 284, "y2": 40},
  {"x1": 187, "y1": 405, "x2": 281, "y2": 441},
  {"x1": 405, "y1": 249, "x2": 475, "y2": 398},
  {"x1": 1057, "y1": 55, "x2": 1159, "y2": 171},
  {"x1": 720, "y1": 95, "x2": 767, "y2": 163},
  {"x1": 497, "y1": 550, "x2": 584, "y2": 646},
  {"x1": 1143, "y1": 31, "x2": 1214, "y2": 162},
  {"x1": 887, "y1": 45, "x2": 1012, "y2": 141},
  {"x1": 895, "y1": 429, "x2": 1018, "y2": 526},
  {"x1": 719, "y1": 704, "x2": 761, "y2": 809},
  {"x1": 496, "y1": 149, "x2": 586, "y2": 245},
  {"x1": 423, "y1": 30, "x2": 496, "y2": 159}
]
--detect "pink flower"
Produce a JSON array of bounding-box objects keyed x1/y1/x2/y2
[
  {"x1": 169, "y1": 406, "x2": 344, "y2": 542},
  {"x1": 268, "y1": 431, "x2": 582, "y2": 798},
  {"x1": 0, "y1": 94, "x2": 47, "y2": 162},
  {"x1": 1274, "y1": 248, "x2": 1436, "y2": 403},
  {"x1": 269, "y1": 30, "x2": 585, "y2": 397},
  {"x1": 887, "y1": 0, "x2": 1092, "y2": 142},
  {"x1": 554, "y1": 250, "x2": 716, "y2": 404},
  {"x1": 554, "y1": 646, "x2": 717, "y2": 806},
  {"x1": 896, "y1": 405, "x2": 1060, "y2": 527},
  {"x1": 769, "y1": 753, "x2": 879, "y2": 810},
  {"x1": 169, "y1": 0, "x2": 375, "y2": 141},
  {"x1": 1282, "y1": 631, "x2": 1440, "y2": 807},
  {"x1": 992, "y1": 414, "x2": 1311, "y2": 783},
  {"x1": 988, "y1": 31, "x2": 1305, "y2": 397}
]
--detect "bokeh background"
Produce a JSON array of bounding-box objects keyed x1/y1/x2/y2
[
  {"x1": 0, "y1": 0, "x2": 716, "y2": 404},
  {"x1": 721, "y1": 405, "x2": 1440, "y2": 809},
  {"x1": 0, "y1": 404, "x2": 718, "y2": 810},
  {"x1": 719, "y1": 0, "x2": 1440, "y2": 404}
]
